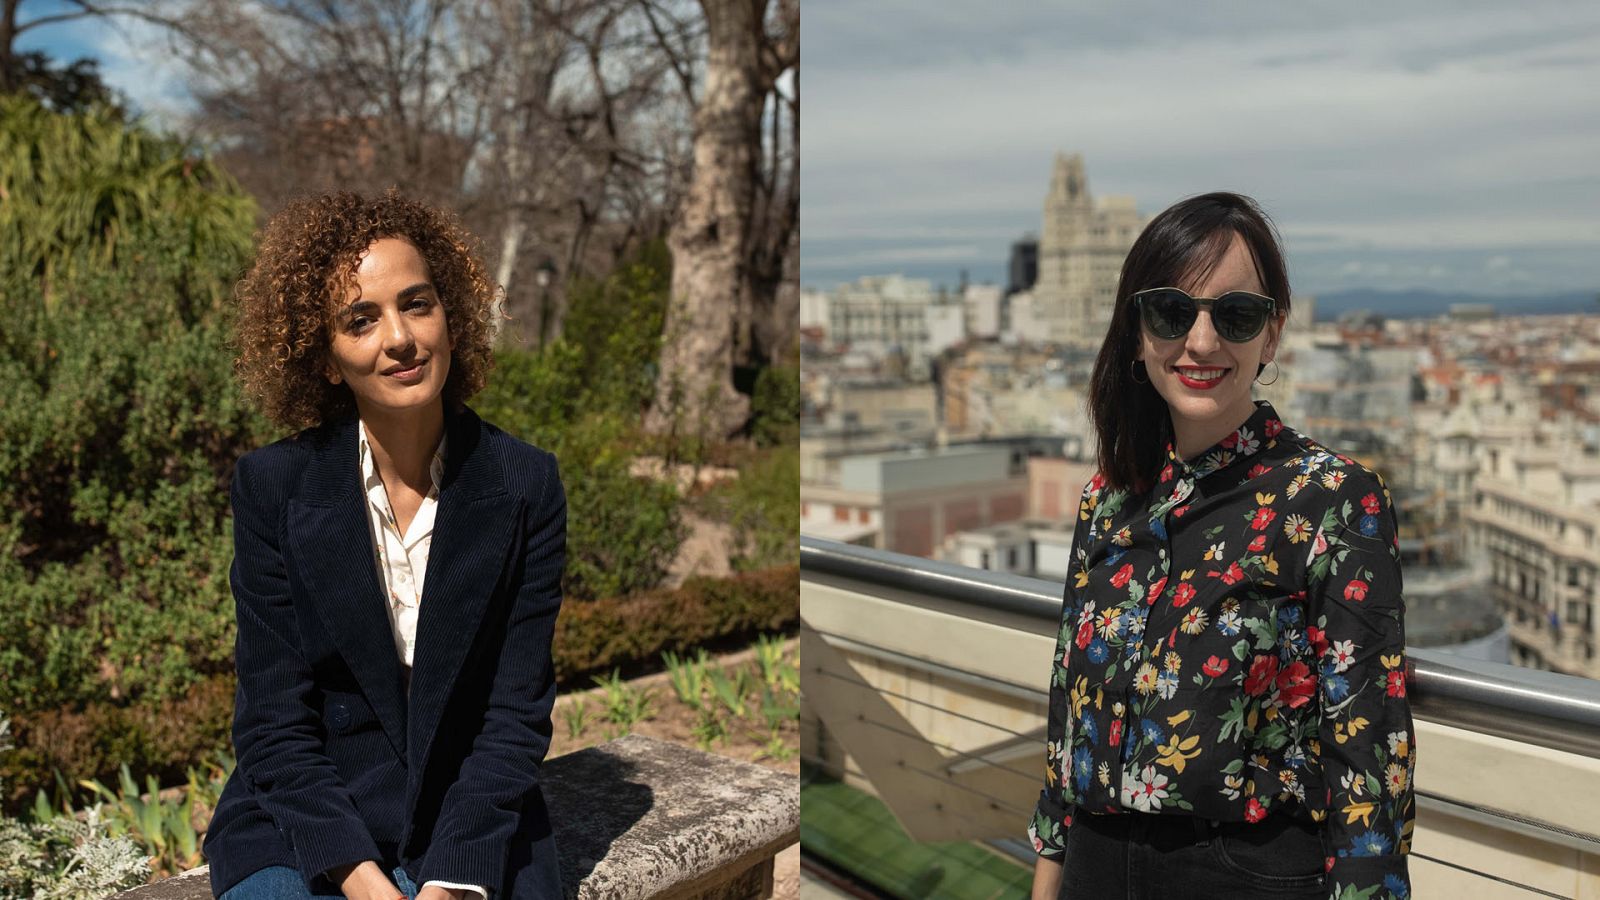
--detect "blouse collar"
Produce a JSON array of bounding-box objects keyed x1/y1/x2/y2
[
  {"x1": 358, "y1": 419, "x2": 447, "y2": 501},
  {"x1": 1161, "y1": 400, "x2": 1285, "y2": 484}
]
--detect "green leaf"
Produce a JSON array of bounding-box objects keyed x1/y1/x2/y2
[
  {"x1": 1247, "y1": 616, "x2": 1277, "y2": 650},
  {"x1": 1218, "y1": 695, "x2": 1249, "y2": 743}
]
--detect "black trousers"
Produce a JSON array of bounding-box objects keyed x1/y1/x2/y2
[{"x1": 1059, "y1": 810, "x2": 1327, "y2": 899}]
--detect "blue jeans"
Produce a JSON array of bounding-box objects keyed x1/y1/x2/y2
[
  {"x1": 1059, "y1": 810, "x2": 1326, "y2": 899},
  {"x1": 219, "y1": 865, "x2": 420, "y2": 900}
]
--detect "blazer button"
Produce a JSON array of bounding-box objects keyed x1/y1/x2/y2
[{"x1": 330, "y1": 702, "x2": 352, "y2": 732}]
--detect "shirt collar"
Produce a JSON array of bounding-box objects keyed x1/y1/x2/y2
[
  {"x1": 1162, "y1": 400, "x2": 1284, "y2": 483},
  {"x1": 358, "y1": 419, "x2": 447, "y2": 505}
]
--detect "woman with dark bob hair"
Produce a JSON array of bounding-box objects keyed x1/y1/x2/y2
[
  {"x1": 204, "y1": 191, "x2": 564, "y2": 900},
  {"x1": 1028, "y1": 193, "x2": 1415, "y2": 900}
]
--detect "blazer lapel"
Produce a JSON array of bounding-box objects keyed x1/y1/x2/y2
[
  {"x1": 406, "y1": 408, "x2": 521, "y2": 780},
  {"x1": 284, "y1": 416, "x2": 410, "y2": 760}
]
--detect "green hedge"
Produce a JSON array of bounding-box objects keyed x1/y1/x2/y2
[
  {"x1": 2, "y1": 567, "x2": 798, "y2": 813},
  {"x1": 553, "y1": 565, "x2": 799, "y2": 684},
  {"x1": 1, "y1": 679, "x2": 235, "y2": 812}
]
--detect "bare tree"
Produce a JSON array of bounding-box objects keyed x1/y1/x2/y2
[
  {"x1": 52, "y1": 0, "x2": 798, "y2": 396},
  {"x1": 461, "y1": 0, "x2": 579, "y2": 340},
  {"x1": 465, "y1": 0, "x2": 700, "y2": 345},
  {"x1": 142, "y1": 0, "x2": 694, "y2": 346},
  {"x1": 152, "y1": 0, "x2": 487, "y2": 209},
  {"x1": 645, "y1": 0, "x2": 796, "y2": 436}
]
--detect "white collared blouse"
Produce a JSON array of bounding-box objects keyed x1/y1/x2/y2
[
  {"x1": 357, "y1": 421, "x2": 487, "y2": 900},
  {"x1": 359, "y1": 421, "x2": 446, "y2": 673}
]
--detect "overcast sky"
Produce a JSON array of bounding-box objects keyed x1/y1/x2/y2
[{"x1": 801, "y1": 1, "x2": 1600, "y2": 299}]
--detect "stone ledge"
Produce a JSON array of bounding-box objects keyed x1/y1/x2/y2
[{"x1": 109, "y1": 735, "x2": 799, "y2": 900}]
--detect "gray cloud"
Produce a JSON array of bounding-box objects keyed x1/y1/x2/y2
[{"x1": 801, "y1": 1, "x2": 1600, "y2": 297}]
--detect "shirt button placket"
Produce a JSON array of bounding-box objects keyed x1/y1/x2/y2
[
  {"x1": 1140, "y1": 473, "x2": 1190, "y2": 656},
  {"x1": 1117, "y1": 472, "x2": 1191, "y2": 796}
]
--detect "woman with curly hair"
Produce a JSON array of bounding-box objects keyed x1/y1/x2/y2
[{"x1": 203, "y1": 191, "x2": 564, "y2": 900}]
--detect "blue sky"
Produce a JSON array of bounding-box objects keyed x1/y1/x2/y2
[
  {"x1": 15, "y1": 0, "x2": 193, "y2": 125},
  {"x1": 801, "y1": 1, "x2": 1600, "y2": 299}
]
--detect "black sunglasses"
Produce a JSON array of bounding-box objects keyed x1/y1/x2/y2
[{"x1": 1132, "y1": 287, "x2": 1279, "y2": 343}]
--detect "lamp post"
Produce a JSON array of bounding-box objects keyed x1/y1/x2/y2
[{"x1": 534, "y1": 259, "x2": 556, "y2": 347}]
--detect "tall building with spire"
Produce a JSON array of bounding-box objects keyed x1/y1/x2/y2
[{"x1": 1034, "y1": 153, "x2": 1144, "y2": 345}]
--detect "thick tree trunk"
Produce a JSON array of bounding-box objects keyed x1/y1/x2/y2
[{"x1": 646, "y1": 0, "x2": 768, "y2": 438}]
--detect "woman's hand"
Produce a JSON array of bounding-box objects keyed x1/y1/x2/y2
[
  {"x1": 415, "y1": 887, "x2": 471, "y2": 900},
  {"x1": 331, "y1": 860, "x2": 405, "y2": 900}
]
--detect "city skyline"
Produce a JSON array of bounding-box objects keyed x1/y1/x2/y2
[{"x1": 801, "y1": 1, "x2": 1600, "y2": 300}]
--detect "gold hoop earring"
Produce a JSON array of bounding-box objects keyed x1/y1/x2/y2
[
  {"x1": 1131, "y1": 360, "x2": 1149, "y2": 384},
  {"x1": 1257, "y1": 360, "x2": 1280, "y2": 386}
]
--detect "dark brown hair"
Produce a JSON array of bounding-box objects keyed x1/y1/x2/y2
[
  {"x1": 1087, "y1": 191, "x2": 1292, "y2": 493},
  {"x1": 233, "y1": 190, "x2": 498, "y2": 430}
]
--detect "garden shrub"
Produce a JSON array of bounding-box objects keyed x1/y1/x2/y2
[
  {"x1": 0, "y1": 677, "x2": 236, "y2": 813},
  {"x1": 750, "y1": 362, "x2": 800, "y2": 448},
  {"x1": 557, "y1": 238, "x2": 670, "y2": 417},
  {"x1": 553, "y1": 565, "x2": 799, "y2": 684},
  {"x1": 475, "y1": 358, "x2": 687, "y2": 601},
  {"x1": 549, "y1": 414, "x2": 686, "y2": 601},
  {"x1": 698, "y1": 444, "x2": 800, "y2": 571},
  {"x1": 0, "y1": 715, "x2": 149, "y2": 897},
  {"x1": 0, "y1": 226, "x2": 267, "y2": 724},
  {"x1": 0, "y1": 95, "x2": 255, "y2": 305},
  {"x1": 0, "y1": 98, "x2": 265, "y2": 735}
]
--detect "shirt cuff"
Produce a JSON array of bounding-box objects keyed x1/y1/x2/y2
[
  {"x1": 1029, "y1": 790, "x2": 1074, "y2": 860},
  {"x1": 1324, "y1": 855, "x2": 1410, "y2": 900},
  {"x1": 423, "y1": 880, "x2": 489, "y2": 899}
]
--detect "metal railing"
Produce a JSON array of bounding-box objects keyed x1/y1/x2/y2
[
  {"x1": 802, "y1": 536, "x2": 1600, "y2": 897},
  {"x1": 802, "y1": 535, "x2": 1600, "y2": 761}
]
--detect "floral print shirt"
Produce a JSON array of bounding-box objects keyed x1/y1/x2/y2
[{"x1": 1028, "y1": 401, "x2": 1416, "y2": 900}]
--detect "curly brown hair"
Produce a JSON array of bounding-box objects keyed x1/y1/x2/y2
[{"x1": 234, "y1": 190, "x2": 498, "y2": 430}]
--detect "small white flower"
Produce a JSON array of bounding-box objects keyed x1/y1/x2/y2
[
  {"x1": 1235, "y1": 428, "x2": 1260, "y2": 455},
  {"x1": 1328, "y1": 640, "x2": 1356, "y2": 673},
  {"x1": 1156, "y1": 670, "x2": 1180, "y2": 700},
  {"x1": 1121, "y1": 764, "x2": 1170, "y2": 812},
  {"x1": 1217, "y1": 610, "x2": 1242, "y2": 636}
]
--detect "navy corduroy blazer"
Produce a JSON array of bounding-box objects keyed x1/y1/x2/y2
[{"x1": 203, "y1": 406, "x2": 564, "y2": 899}]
